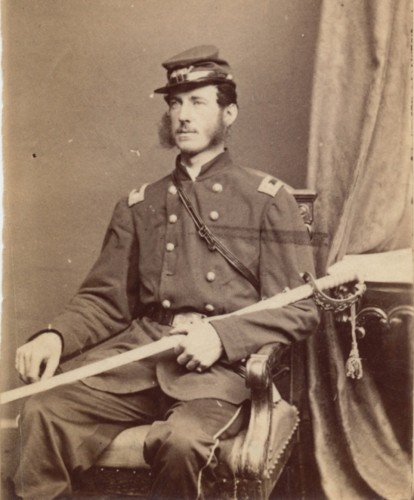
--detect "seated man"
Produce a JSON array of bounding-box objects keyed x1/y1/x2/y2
[{"x1": 13, "y1": 45, "x2": 319, "y2": 499}]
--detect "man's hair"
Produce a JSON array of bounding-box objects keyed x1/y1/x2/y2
[
  {"x1": 216, "y1": 82, "x2": 238, "y2": 108},
  {"x1": 158, "y1": 112, "x2": 175, "y2": 149}
]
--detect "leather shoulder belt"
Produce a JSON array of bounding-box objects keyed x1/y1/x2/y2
[{"x1": 172, "y1": 172, "x2": 260, "y2": 294}]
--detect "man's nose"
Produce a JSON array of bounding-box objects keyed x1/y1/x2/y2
[{"x1": 178, "y1": 102, "x2": 192, "y2": 122}]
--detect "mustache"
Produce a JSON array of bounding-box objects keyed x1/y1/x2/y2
[{"x1": 176, "y1": 126, "x2": 197, "y2": 134}]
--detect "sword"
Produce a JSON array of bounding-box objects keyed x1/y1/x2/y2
[{"x1": 0, "y1": 270, "x2": 363, "y2": 405}]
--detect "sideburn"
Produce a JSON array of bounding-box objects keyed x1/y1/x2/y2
[
  {"x1": 210, "y1": 113, "x2": 229, "y2": 147},
  {"x1": 158, "y1": 112, "x2": 176, "y2": 149}
]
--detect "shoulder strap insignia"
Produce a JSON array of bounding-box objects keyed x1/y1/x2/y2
[
  {"x1": 257, "y1": 175, "x2": 284, "y2": 197},
  {"x1": 128, "y1": 183, "x2": 149, "y2": 206}
]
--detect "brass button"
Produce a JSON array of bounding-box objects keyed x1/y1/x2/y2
[
  {"x1": 205, "y1": 304, "x2": 215, "y2": 312},
  {"x1": 169, "y1": 214, "x2": 178, "y2": 223},
  {"x1": 206, "y1": 272, "x2": 216, "y2": 282},
  {"x1": 166, "y1": 242, "x2": 175, "y2": 252},
  {"x1": 168, "y1": 185, "x2": 177, "y2": 195},
  {"x1": 162, "y1": 299, "x2": 171, "y2": 309},
  {"x1": 209, "y1": 211, "x2": 219, "y2": 221},
  {"x1": 212, "y1": 183, "x2": 223, "y2": 193}
]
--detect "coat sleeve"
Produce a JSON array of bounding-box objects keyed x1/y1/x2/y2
[
  {"x1": 210, "y1": 187, "x2": 320, "y2": 363},
  {"x1": 47, "y1": 198, "x2": 140, "y2": 358}
]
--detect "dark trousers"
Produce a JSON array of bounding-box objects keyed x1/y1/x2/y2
[{"x1": 13, "y1": 382, "x2": 246, "y2": 500}]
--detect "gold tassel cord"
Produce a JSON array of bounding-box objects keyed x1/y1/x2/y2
[{"x1": 345, "y1": 302, "x2": 363, "y2": 380}]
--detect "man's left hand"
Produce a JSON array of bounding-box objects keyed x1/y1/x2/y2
[{"x1": 169, "y1": 321, "x2": 223, "y2": 372}]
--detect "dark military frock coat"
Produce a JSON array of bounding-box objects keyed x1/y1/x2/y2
[{"x1": 50, "y1": 151, "x2": 319, "y2": 404}]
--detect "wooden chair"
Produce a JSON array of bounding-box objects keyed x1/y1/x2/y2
[{"x1": 73, "y1": 190, "x2": 317, "y2": 500}]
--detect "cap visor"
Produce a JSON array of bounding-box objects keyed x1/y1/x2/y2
[{"x1": 154, "y1": 77, "x2": 234, "y2": 94}]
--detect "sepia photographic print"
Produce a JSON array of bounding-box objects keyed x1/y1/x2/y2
[{"x1": 1, "y1": 1, "x2": 412, "y2": 499}]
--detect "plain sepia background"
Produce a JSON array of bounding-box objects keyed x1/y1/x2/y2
[{"x1": 1, "y1": 0, "x2": 321, "y2": 420}]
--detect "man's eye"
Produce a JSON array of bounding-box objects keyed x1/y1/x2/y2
[
  {"x1": 169, "y1": 101, "x2": 179, "y2": 109},
  {"x1": 193, "y1": 100, "x2": 204, "y2": 106}
]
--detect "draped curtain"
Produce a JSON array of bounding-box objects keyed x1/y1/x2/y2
[{"x1": 305, "y1": 1, "x2": 412, "y2": 498}]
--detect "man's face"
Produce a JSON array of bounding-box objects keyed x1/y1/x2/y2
[{"x1": 167, "y1": 85, "x2": 227, "y2": 156}]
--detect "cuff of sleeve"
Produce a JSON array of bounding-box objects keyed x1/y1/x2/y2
[
  {"x1": 27, "y1": 328, "x2": 64, "y2": 351},
  {"x1": 209, "y1": 317, "x2": 249, "y2": 363}
]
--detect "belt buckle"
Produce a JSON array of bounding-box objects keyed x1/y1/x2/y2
[{"x1": 172, "y1": 312, "x2": 206, "y2": 327}]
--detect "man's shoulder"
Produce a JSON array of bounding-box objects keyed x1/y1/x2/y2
[
  {"x1": 232, "y1": 165, "x2": 290, "y2": 200},
  {"x1": 127, "y1": 173, "x2": 172, "y2": 207}
]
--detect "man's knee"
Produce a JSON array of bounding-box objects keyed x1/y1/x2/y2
[
  {"x1": 21, "y1": 391, "x2": 56, "y2": 421},
  {"x1": 144, "y1": 420, "x2": 213, "y2": 465},
  {"x1": 20, "y1": 386, "x2": 76, "y2": 424}
]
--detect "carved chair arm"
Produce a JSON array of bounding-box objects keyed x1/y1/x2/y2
[{"x1": 237, "y1": 343, "x2": 291, "y2": 479}]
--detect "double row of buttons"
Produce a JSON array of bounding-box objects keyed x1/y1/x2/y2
[{"x1": 162, "y1": 181, "x2": 223, "y2": 314}]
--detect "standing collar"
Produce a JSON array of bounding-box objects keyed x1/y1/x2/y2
[{"x1": 174, "y1": 149, "x2": 233, "y2": 181}]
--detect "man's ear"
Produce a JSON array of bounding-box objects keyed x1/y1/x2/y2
[{"x1": 223, "y1": 104, "x2": 238, "y2": 127}]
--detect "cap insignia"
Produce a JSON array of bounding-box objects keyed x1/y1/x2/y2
[{"x1": 170, "y1": 66, "x2": 194, "y2": 82}]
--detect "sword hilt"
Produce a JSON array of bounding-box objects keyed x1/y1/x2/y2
[{"x1": 303, "y1": 271, "x2": 366, "y2": 312}]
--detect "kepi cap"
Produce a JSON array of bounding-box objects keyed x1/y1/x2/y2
[{"x1": 154, "y1": 45, "x2": 235, "y2": 94}]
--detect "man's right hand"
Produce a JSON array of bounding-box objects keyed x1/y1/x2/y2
[{"x1": 15, "y1": 332, "x2": 63, "y2": 384}]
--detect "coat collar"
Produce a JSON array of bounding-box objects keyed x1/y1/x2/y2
[{"x1": 174, "y1": 149, "x2": 233, "y2": 181}]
